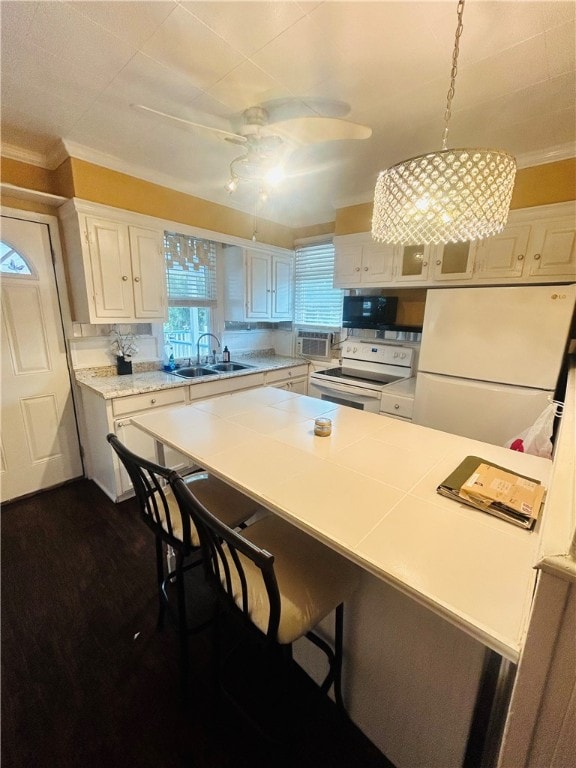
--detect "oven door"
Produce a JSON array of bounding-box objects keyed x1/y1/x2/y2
[{"x1": 308, "y1": 378, "x2": 381, "y2": 413}]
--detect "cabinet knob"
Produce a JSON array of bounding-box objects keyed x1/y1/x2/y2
[
  {"x1": 267, "y1": 288, "x2": 271, "y2": 292},
  {"x1": 436, "y1": 260, "x2": 441, "y2": 266},
  {"x1": 364, "y1": 266, "x2": 369, "y2": 271},
  {"x1": 150, "y1": 398, "x2": 156, "y2": 404},
  {"x1": 517, "y1": 254, "x2": 525, "y2": 261},
  {"x1": 122, "y1": 275, "x2": 128, "y2": 281},
  {"x1": 422, "y1": 261, "x2": 428, "y2": 267},
  {"x1": 354, "y1": 267, "x2": 360, "y2": 272},
  {"x1": 394, "y1": 404, "x2": 400, "y2": 410},
  {"x1": 533, "y1": 253, "x2": 541, "y2": 260},
  {"x1": 134, "y1": 276, "x2": 141, "y2": 282},
  {"x1": 288, "y1": 370, "x2": 292, "y2": 376}
]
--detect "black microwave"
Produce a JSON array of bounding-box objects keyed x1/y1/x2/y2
[{"x1": 342, "y1": 295, "x2": 398, "y2": 329}]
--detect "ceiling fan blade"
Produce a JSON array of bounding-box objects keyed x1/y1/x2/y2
[
  {"x1": 270, "y1": 116, "x2": 372, "y2": 144},
  {"x1": 132, "y1": 104, "x2": 246, "y2": 144}
]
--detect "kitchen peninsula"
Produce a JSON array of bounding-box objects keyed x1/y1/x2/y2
[
  {"x1": 130, "y1": 387, "x2": 552, "y2": 661},
  {"x1": 130, "y1": 375, "x2": 575, "y2": 764}
]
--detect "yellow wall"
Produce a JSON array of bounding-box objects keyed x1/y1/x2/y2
[
  {"x1": 2, "y1": 153, "x2": 574, "y2": 242},
  {"x1": 67, "y1": 159, "x2": 294, "y2": 248},
  {"x1": 0, "y1": 155, "x2": 294, "y2": 248},
  {"x1": 1, "y1": 157, "x2": 55, "y2": 193},
  {"x1": 334, "y1": 158, "x2": 576, "y2": 235}
]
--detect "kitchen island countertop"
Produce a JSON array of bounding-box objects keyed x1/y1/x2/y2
[{"x1": 75, "y1": 355, "x2": 308, "y2": 399}]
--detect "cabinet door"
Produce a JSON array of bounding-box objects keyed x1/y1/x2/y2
[
  {"x1": 431, "y1": 241, "x2": 474, "y2": 281},
  {"x1": 473, "y1": 224, "x2": 531, "y2": 279},
  {"x1": 361, "y1": 242, "x2": 395, "y2": 284},
  {"x1": 271, "y1": 255, "x2": 293, "y2": 319},
  {"x1": 334, "y1": 243, "x2": 363, "y2": 287},
  {"x1": 395, "y1": 244, "x2": 430, "y2": 282},
  {"x1": 245, "y1": 250, "x2": 271, "y2": 318},
  {"x1": 527, "y1": 218, "x2": 576, "y2": 278},
  {"x1": 115, "y1": 419, "x2": 189, "y2": 495},
  {"x1": 288, "y1": 377, "x2": 308, "y2": 395},
  {"x1": 86, "y1": 217, "x2": 134, "y2": 319},
  {"x1": 129, "y1": 226, "x2": 166, "y2": 319}
]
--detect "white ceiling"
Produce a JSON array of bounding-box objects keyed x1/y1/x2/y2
[{"x1": 1, "y1": 0, "x2": 575, "y2": 228}]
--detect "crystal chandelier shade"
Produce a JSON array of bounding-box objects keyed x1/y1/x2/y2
[
  {"x1": 372, "y1": 0, "x2": 516, "y2": 246},
  {"x1": 373, "y1": 148, "x2": 516, "y2": 245}
]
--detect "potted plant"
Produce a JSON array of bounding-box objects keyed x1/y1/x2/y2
[{"x1": 110, "y1": 328, "x2": 138, "y2": 375}]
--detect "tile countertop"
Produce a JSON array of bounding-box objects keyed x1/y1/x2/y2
[
  {"x1": 75, "y1": 355, "x2": 309, "y2": 399},
  {"x1": 130, "y1": 387, "x2": 554, "y2": 661}
]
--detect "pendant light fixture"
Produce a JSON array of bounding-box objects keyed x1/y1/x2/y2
[{"x1": 372, "y1": 0, "x2": 516, "y2": 246}]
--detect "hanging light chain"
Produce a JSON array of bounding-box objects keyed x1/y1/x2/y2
[{"x1": 442, "y1": 0, "x2": 465, "y2": 150}]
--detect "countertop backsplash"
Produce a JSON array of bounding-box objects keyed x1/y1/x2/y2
[{"x1": 68, "y1": 323, "x2": 295, "y2": 372}]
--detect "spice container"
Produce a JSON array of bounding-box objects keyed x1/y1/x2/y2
[{"x1": 314, "y1": 417, "x2": 332, "y2": 437}]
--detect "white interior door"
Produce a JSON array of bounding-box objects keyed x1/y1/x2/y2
[{"x1": 1, "y1": 214, "x2": 82, "y2": 502}]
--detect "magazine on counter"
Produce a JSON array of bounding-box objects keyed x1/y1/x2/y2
[{"x1": 437, "y1": 455, "x2": 545, "y2": 530}]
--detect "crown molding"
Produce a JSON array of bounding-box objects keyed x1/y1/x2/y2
[
  {"x1": 515, "y1": 142, "x2": 575, "y2": 169},
  {"x1": 0, "y1": 142, "x2": 51, "y2": 168},
  {"x1": 0, "y1": 182, "x2": 67, "y2": 206}
]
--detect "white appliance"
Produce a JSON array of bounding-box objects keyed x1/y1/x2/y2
[
  {"x1": 295, "y1": 329, "x2": 338, "y2": 361},
  {"x1": 309, "y1": 341, "x2": 414, "y2": 413},
  {"x1": 413, "y1": 284, "x2": 576, "y2": 445}
]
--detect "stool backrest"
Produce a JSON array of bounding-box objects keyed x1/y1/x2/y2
[
  {"x1": 169, "y1": 473, "x2": 281, "y2": 640},
  {"x1": 107, "y1": 434, "x2": 192, "y2": 550}
]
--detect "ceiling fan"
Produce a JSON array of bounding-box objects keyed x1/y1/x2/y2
[
  {"x1": 133, "y1": 101, "x2": 372, "y2": 147},
  {"x1": 132, "y1": 100, "x2": 372, "y2": 196}
]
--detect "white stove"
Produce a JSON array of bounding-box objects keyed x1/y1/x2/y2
[{"x1": 309, "y1": 341, "x2": 414, "y2": 413}]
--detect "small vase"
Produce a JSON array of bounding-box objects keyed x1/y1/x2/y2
[{"x1": 116, "y1": 356, "x2": 133, "y2": 375}]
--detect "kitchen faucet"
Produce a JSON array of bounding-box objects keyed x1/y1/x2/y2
[{"x1": 196, "y1": 333, "x2": 221, "y2": 365}]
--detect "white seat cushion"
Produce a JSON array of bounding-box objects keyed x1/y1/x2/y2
[
  {"x1": 161, "y1": 473, "x2": 263, "y2": 547},
  {"x1": 223, "y1": 516, "x2": 360, "y2": 645}
]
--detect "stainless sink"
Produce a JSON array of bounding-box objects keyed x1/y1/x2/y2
[
  {"x1": 208, "y1": 362, "x2": 254, "y2": 372},
  {"x1": 171, "y1": 366, "x2": 218, "y2": 379}
]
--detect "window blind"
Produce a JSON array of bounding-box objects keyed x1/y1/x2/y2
[
  {"x1": 294, "y1": 241, "x2": 343, "y2": 326},
  {"x1": 164, "y1": 232, "x2": 217, "y2": 306}
]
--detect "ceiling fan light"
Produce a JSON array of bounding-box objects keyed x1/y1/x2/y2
[{"x1": 264, "y1": 165, "x2": 285, "y2": 186}]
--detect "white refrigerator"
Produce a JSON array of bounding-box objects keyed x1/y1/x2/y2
[{"x1": 413, "y1": 284, "x2": 576, "y2": 446}]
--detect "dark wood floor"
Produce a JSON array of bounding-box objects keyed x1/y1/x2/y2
[{"x1": 1, "y1": 478, "x2": 395, "y2": 768}]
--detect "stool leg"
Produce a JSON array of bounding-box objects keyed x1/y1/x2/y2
[
  {"x1": 175, "y1": 550, "x2": 189, "y2": 702},
  {"x1": 155, "y1": 537, "x2": 166, "y2": 630},
  {"x1": 333, "y1": 604, "x2": 345, "y2": 710}
]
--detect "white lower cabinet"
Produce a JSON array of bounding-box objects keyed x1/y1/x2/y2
[
  {"x1": 78, "y1": 364, "x2": 311, "y2": 500},
  {"x1": 264, "y1": 365, "x2": 309, "y2": 394},
  {"x1": 79, "y1": 385, "x2": 189, "y2": 501}
]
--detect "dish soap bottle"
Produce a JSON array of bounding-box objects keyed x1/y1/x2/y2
[
  {"x1": 223, "y1": 345, "x2": 230, "y2": 363},
  {"x1": 165, "y1": 343, "x2": 176, "y2": 371}
]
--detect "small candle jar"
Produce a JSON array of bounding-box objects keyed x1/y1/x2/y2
[{"x1": 314, "y1": 417, "x2": 332, "y2": 437}]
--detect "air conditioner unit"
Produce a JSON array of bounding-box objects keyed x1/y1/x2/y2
[{"x1": 295, "y1": 330, "x2": 336, "y2": 361}]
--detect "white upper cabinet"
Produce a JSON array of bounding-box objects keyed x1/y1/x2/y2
[
  {"x1": 525, "y1": 215, "x2": 576, "y2": 279},
  {"x1": 333, "y1": 202, "x2": 575, "y2": 288},
  {"x1": 394, "y1": 244, "x2": 430, "y2": 283},
  {"x1": 59, "y1": 200, "x2": 167, "y2": 324},
  {"x1": 224, "y1": 246, "x2": 293, "y2": 321},
  {"x1": 430, "y1": 241, "x2": 475, "y2": 281},
  {"x1": 333, "y1": 237, "x2": 395, "y2": 287},
  {"x1": 473, "y1": 224, "x2": 531, "y2": 280}
]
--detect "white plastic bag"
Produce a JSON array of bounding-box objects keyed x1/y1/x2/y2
[{"x1": 504, "y1": 403, "x2": 556, "y2": 458}]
